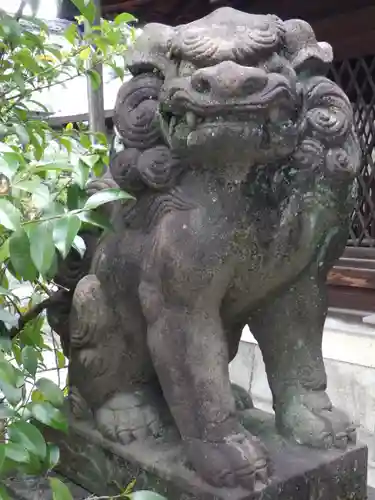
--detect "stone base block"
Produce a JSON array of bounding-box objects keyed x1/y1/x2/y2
[{"x1": 43, "y1": 408, "x2": 368, "y2": 500}]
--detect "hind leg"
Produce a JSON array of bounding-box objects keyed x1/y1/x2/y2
[{"x1": 69, "y1": 274, "x2": 168, "y2": 443}]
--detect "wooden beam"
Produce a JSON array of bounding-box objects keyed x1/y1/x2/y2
[
  {"x1": 311, "y1": 6, "x2": 375, "y2": 58},
  {"x1": 328, "y1": 267, "x2": 375, "y2": 289},
  {"x1": 328, "y1": 284, "x2": 375, "y2": 312},
  {"x1": 237, "y1": 0, "x2": 373, "y2": 21},
  {"x1": 313, "y1": 6, "x2": 375, "y2": 41},
  {"x1": 102, "y1": 0, "x2": 151, "y2": 13}
]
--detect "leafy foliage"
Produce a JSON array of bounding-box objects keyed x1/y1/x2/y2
[{"x1": 0, "y1": 1, "x2": 160, "y2": 499}]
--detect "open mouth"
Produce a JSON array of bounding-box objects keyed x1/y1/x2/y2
[{"x1": 159, "y1": 83, "x2": 298, "y2": 140}]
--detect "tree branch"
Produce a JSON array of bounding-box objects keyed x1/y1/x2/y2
[
  {"x1": 15, "y1": 0, "x2": 27, "y2": 21},
  {"x1": 9, "y1": 290, "x2": 67, "y2": 339}
]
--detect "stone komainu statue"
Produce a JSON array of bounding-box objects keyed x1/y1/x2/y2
[{"x1": 48, "y1": 8, "x2": 361, "y2": 491}]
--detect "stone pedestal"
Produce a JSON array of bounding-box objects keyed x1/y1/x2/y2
[{"x1": 42, "y1": 408, "x2": 368, "y2": 500}]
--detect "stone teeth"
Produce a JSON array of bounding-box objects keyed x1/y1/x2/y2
[{"x1": 185, "y1": 111, "x2": 196, "y2": 128}]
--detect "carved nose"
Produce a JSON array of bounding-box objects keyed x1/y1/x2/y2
[{"x1": 191, "y1": 61, "x2": 268, "y2": 98}]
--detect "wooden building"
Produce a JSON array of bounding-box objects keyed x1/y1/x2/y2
[{"x1": 60, "y1": 0, "x2": 375, "y2": 313}]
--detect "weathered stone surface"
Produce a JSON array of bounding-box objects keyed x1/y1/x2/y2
[
  {"x1": 46, "y1": 5, "x2": 362, "y2": 493},
  {"x1": 5, "y1": 473, "x2": 90, "y2": 500},
  {"x1": 43, "y1": 409, "x2": 367, "y2": 500}
]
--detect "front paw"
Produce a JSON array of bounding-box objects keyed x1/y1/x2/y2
[
  {"x1": 276, "y1": 391, "x2": 356, "y2": 449},
  {"x1": 95, "y1": 392, "x2": 166, "y2": 444},
  {"x1": 185, "y1": 422, "x2": 269, "y2": 490}
]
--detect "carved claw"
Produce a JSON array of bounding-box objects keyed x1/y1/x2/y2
[
  {"x1": 185, "y1": 425, "x2": 269, "y2": 490},
  {"x1": 276, "y1": 392, "x2": 357, "y2": 449},
  {"x1": 94, "y1": 392, "x2": 166, "y2": 445}
]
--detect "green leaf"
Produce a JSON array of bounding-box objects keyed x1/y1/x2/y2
[
  {"x1": 36, "y1": 378, "x2": 64, "y2": 407},
  {"x1": 12, "y1": 69, "x2": 26, "y2": 94},
  {"x1": 52, "y1": 215, "x2": 81, "y2": 259},
  {"x1": 123, "y1": 478, "x2": 136, "y2": 495},
  {"x1": 0, "y1": 443, "x2": 5, "y2": 472},
  {"x1": 80, "y1": 154, "x2": 100, "y2": 169},
  {"x1": 0, "y1": 484, "x2": 10, "y2": 499},
  {"x1": 0, "y1": 403, "x2": 15, "y2": 419},
  {"x1": 12, "y1": 343, "x2": 22, "y2": 365},
  {"x1": 49, "y1": 477, "x2": 73, "y2": 500},
  {"x1": 30, "y1": 161, "x2": 74, "y2": 174},
  {"x1": 0, "y1": 380, "x2": 24, "y2": 406},
  {"x1": 8, "y1": 421, "x2": 46, "y2": 461},
  {"x1": 12, "y1": 178, "x2": 41, "y2": 193},
  {"x1": 9, "y1": 230, "x2": 38, "y2": 282},
  {"x1": 13, "y1": 124, "x2": 29, "y2": 146},
  {"x1": 67, "y1": 184, "x2": 86, "y2": 211},
  {"x1": 0, "y1": 239, "x2": 9, "y2": 264},
  {"x1": 58, "y1": 137, "x2": 73, "y2": 153},
  {"x1": 28, "y1": 221, "x2": 56, "y2": 275},
  {"x1": 64, "y1": 23, "x2": 77, "y2": 44},
  {"x1": 20, "y1": 317, "x2": 44, "y2": 348},
  {"x1": 0, "y1": 200, "x2": 21, "y2": 231},
  {"x1": 0, "y1": 307, "x2": 17, "y2": 326},
  {"x1": 79, "y1": 46, "x2": 91, "y2": 60},
  {"x1": 87, "y1": 69, "x2": 101, "y2": 90},
  {"x1": 46, "y1": 44, "x2": 63, "y2": 61},
  {"x1": 29, "y1": 131, "x2": 44, "y2": 161},
  {"x1": 0, "y1": 152, "x2": 21, "y2": 179},
  {"x1": 114, "y1": 12, "x2": 137, "y2": 24},
  {"x1": 71, "y1": 0, "x2": 96, "y2": 24},
  {"x1": 79, "y1": 132, "x2": 91, "y2": 149},
  {"x1": 78, "y1": 210, "x2": 112, "y2": 231},
  {"x1": 0, "y1": 335, "x2": 12, "y2": 355},
  {"x1": 31, "y1": 389, "x2": 44, "y2": 403},
  {"x1": 56, "y1": 350, "x2": 66, "y2": 369},
  {"x1": 0, "y1": 360, "x2": 24, "y2": 406},
  {"x1": 16, "y1": 49, "x2": 40, "y2": 74},
  {"x1": 0, "y1": 123, "x2": 10, "y2": 140},
  {"x1": 109, "y1": 63, "x2": 125, "y2": 80},
  {"x1": 30, "y1": 401, "x2": 68, "y2": 433},
  {"x1": 0, "y1": 287, "x2": 14, "y2": 298},
  {"x1": 46, "y1": 443, "x2": 60, "y2": 469},
  {"x1": 32, "y1": 184, "x2": 51, "y2": 210},
  {"x1": 4, "y1": 442, "x2": 30, "y2": 464},
  {"x1": 84, "y1": 188, "x2": 134, "y2": 210},
  {"x1": 73, "y1": 159, "x2": 90, "y2": 189},
  {"x1": 0, "y1": 359, "x2": 21, "y2": 387},
  {"x1": 21, "y1": 346, "x2": 39, "y2": 376},
  {"x1": 72, "y1": 234, "x2": 86, "y2": 257}
]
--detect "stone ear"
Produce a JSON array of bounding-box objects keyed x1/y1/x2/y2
[
  {"x1": 125, "y1": 22, "x2": 175, "y2": 79},
  {"x1": 283, "y1": 19, "x2": 333, "y2": 76}
]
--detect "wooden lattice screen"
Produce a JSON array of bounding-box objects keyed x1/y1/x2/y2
[
  {"x1": 326, "y1": 55, "x2": 375, "y2": 311},
  {"x1": 328, "y1": 56, "x2": 375, "y2": 247}
]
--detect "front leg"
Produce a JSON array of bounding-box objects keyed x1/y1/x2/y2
[
  {"x1": 139, "y1": 214, "x2": 268, "y2": 490},
  {"x1": 249, "y1": 270, "x2": 356, "y2": 449}
]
